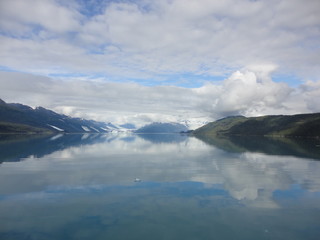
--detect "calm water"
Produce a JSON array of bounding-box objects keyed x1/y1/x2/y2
[{"x1": 0, "y1": 133, "x2": 320, "y2": 240}]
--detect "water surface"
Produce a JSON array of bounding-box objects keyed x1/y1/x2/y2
[{"x1": 0, "y1": 133, "x2": 320, "y2": 240}]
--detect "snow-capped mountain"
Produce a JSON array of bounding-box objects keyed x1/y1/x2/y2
[
  {"x1": 0, "y1": 99, "x2": 207, "y2": 134},
  {"x1": 0, "y1": 99, "x2": 113, "y2": 133},
  {"x1": 178, "y1": 119, "x2": 209, "y2": 130}
]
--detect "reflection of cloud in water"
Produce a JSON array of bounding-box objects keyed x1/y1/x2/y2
[
  {"x1": 119, "y1": 136, "x2": 136, "y2": 142},
  {"x1": 1, "y1": 134, "x2": 320, "y2": 239},
  {"x1": 0, "y1": 134, "x2": 320, "y2": 209}
]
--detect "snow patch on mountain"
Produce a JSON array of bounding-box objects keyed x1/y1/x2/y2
[
  {"x1": 90, "y1": 127, "x2": 100, "y2": 132},
  {"x1": 178, "y1": 119, "x2": 209, "y2": 130},
  {"x1": 81, "y1": 126, "x2": 90, "y2": 132},
  {"x1": 48, "y1": 124, "x2": 64, "y2": 132}
]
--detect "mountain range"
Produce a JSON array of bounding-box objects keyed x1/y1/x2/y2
[
  {"x1": 193, "y1": 113, "x2": 320, "y2": 137},
  {"x1": 0, "y1": 99, "x2": 118, "y2": 134},
  {"x1": 0, "y1": 99, "x2": 192, "y2": 134},
  {"x1": 2, "y1": 98, "x2": 320, "y2": 137}
]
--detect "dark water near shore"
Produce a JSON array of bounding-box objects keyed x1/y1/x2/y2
[{"x1": 0, "y1": 133, "x2": 320, "y2": 240}]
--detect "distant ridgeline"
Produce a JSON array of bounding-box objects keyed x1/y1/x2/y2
[
  {"x1": 0, "y1": 99, "x2": 114, "y2": 134},
  {"x1": 135, "y1": 122, "x2": 188, "y2": 133},
  {"x1": 193, "y1": 114, "x2": 320, "y2": 137}
]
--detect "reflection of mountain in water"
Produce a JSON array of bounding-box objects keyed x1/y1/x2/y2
[
  {"x1": 137, "y1": 133, "x2": 188, "y2": 143},
  {"x1": 195, "y1": 135, "x2": 320, "y2": 160},
  {"x1": 0, "y1": 134, "x2": 108, "y2": 163}
]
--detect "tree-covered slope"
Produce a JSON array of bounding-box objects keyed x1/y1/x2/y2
[
  {"x1": 193, "y1": 113, "x2": 320, "y2": 137},
  {"x1": 193, "y1": 116, "x2": 247, "y2": 136},
  {"x1": 0, "y1": 122, "x2": 53, "y2": 134}
]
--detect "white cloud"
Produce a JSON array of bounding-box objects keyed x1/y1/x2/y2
[
  {"x1": 0, "y1": 0, "x2": 319, "y2": 82},
  {"x1": 296, "y1": 80, "x2": 320, "y2": 112},
  {"x1": 1, "y1": 68, "x2": 319, "y2": 127},
  {"x1": 193, "y1": 65, "x2": 297, "y2": 118},
  {"x1": 0, "y1": 0, "x2": 81, "y2": 34}
]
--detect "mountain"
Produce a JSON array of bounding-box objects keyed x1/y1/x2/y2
[
  {"x1": 178, "y1": 119, "x2": 209, "y2": 130},
  {"x1": 119, "y1": 123, "x2": 136, "y2": 129},
  {"x1": 135, "y1": 122, "x2": 188, "y2": 133},
  {"x1": 0, "y1": 99, "x2": 112, "y2": 133},
  {"x1": 193, "y1": 113, "x2": 320, "y2": 137}
]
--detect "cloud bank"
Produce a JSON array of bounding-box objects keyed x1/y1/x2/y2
[{"x1": 1, "y1": 69, "x2": 319, "y2": 127}]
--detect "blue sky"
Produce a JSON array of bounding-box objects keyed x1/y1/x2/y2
[{"x1": 0, "y1": 0, "x2": 320, "y2": 126}]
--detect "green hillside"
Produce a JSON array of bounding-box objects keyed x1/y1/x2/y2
[
  {"x1": 0, "y1": 122, "x2": 53, "y2": 134},
  {"x1": 193, "y1": 113, "x2": 320, "y2": 137}
]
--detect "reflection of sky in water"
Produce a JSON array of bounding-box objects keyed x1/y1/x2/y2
[{"x1": 0, "y1": 134, "x2": 320, "y2": 239}]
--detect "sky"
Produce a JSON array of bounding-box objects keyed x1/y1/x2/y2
[{"x1": 0, "y1": 0, "x2": 320, "y2": 127}]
